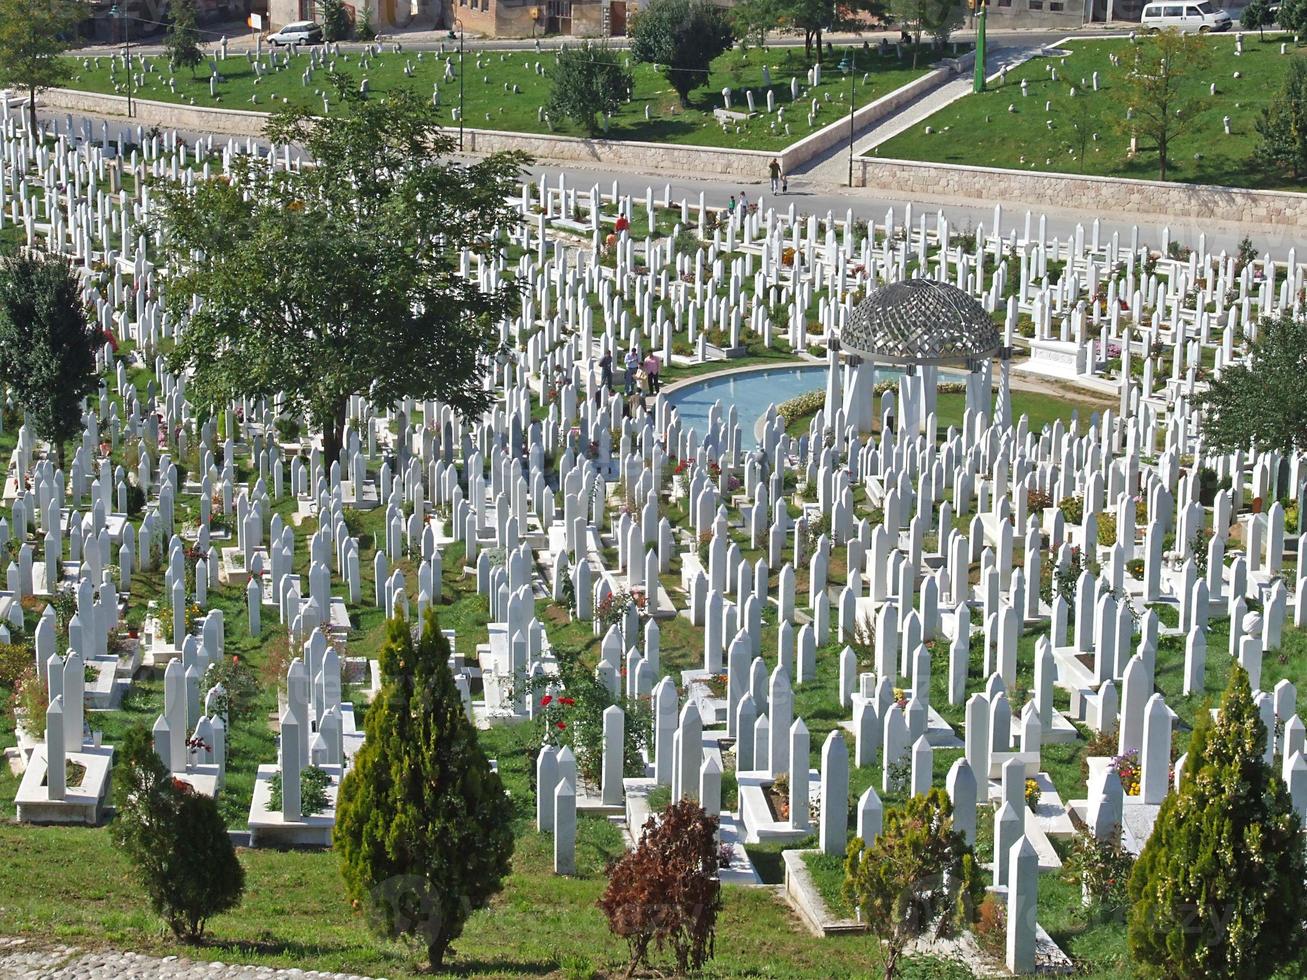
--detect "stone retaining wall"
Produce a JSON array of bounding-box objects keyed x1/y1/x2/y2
[
  {"x1": 41, "y1": 59, "x2": 966, "y2": 178},
  {"x1": 854, "y1": 156, "x2": 1307, "y2": 229}
]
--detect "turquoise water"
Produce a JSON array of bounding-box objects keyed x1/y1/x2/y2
[
  {"x1": 667, "y1": 363, "x2": 965, "y2": 447},
  {"x1": 665, "y1": 365, "x2": 827, "y2": 448}
]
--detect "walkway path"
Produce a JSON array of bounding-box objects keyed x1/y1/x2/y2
[
  {"x1": 797, "y1": 35, "x2": 1057, "y2": 185},
  {"x1": 0, "y1": 939, "x2": 378, "y2": 980}
]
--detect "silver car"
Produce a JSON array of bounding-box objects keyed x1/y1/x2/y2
[{"x1": 267, "y1": 21, "x2": 324, "y2": 46}]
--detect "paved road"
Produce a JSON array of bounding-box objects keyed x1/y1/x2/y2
[
  {"x1": 517, "y1": 160, "x2": 1292, "y2": 256},
  {"x1": 73, "y1": 22, "x2": 1110, "y2": 57}
]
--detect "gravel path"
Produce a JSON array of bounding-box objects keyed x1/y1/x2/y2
[{"x1": 0, "y1": 939, "x2": 383, "y2": 980}]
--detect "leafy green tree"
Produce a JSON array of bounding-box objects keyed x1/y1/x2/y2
[
  {"x1": 783, "y1": 0, "x2": 885, "y2": 62},
  {"x1": 0, "y1": 0, "x2": 84, "y2": 133},
  {"x1": 1239, "y1": 0, "x2": 1272, "y2": 37},
  {"x1": 1118, "y1": 29, "x2": 1211, "y2": 180},
  {"x1": 843, "y1": 789, "x2": 982, "y2": 980},
  {"x1": 356, "y1": 1, "x2": 377, "y2": 41},
  {"x1": 547, "y1": 41, "x2": 632, "y2": 136},
  {"x1": 335, "y1": 611, "x2": 515, "y2": 971},
  {"x1": 732, "y1": 0, "x2": 782, "y2": 47},
  {"x1": 783, "y1": 0, "x2": 836, "y2": 60},
  {"x1": 1201, "y1": 312, "x2": 1307, "y2": 453},
  {"x1": 1255, "y1": 56, "x2": 1307, "y2": 181},
  {"x1": 111, "y1": 727, "x2": 246, "y2": 941},
  {"x1": 152, "y1": 78, "x2": 525, "y2": 468},
  {"x1": 1128, "y1": 666, "x2": 1307, "y2": 978},
  {"x1": 165, "y1": 0, "x2": 203, "y2": 78},
  {"x1": 1281, "y1": 0, "x2": 1307, "y2": 41},
  {"x1": 0, "y1": 251, "x2": 100, "y2": 471},
  {"x1": 630, "y1": 0, "x2": 734, "y2": 107},
  {"x1": 318, "y1": 0, "x2": 352, "y2": 41},
  {"x1": 889, "y1": 0, "x2": 964, "y2": 67}
]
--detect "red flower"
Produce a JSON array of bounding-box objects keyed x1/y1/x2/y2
[
  {"x1": 560, "y1": 697, "x2": 575, "y2": 706},
  {"x1": 232, "y1": 655, "x2": 240, "y2": 665},
  {"x1": 556, "y1": 721, "x2": 567, "y2": 730},
  {"x1": 541, "y1": 694, "x2": 553, "y2": 707}
]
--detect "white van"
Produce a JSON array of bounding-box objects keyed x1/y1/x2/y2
[{"x1": 1140, "y1": 1, "x2": 1233, "y2": 32}]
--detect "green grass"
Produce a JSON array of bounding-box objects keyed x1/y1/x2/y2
[
  {"x1": 875, "y1": 35, "x2": 1307, "y2": 190},
  {"x1": 784, "y1": 384, "x2": 1113, "y2": 440},
  {"x1": 802, "y1": 850, "x2": 855, "y2": 918},
  {"x1": 65, "y1": 43, "x2": 934, "y2": 152}
]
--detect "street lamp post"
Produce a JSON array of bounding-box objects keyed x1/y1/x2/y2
[
  {"x1": 839, "y1": 51, "x2": 855, "y2": 188},
  {"x1": 973, "y1": 0, "x2": 988, "y2": 94},
  {"x1": 455, "y1": 18, "x2": 465, "y2": 152},
  {"x1": 111, "y1": 4, "x2": 134, "y2": 119}
]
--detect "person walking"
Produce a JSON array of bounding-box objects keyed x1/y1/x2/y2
[
  {"x1": 599, "y1": 350, "x2": 613, "y2": 392},
  {"x1": 769, "y1": 157, "x2": 781, "y2": 194},
  {"x1": 643, "y1": 351, "x2": 662, "y2": 394},
  {"x1": 623, "y1": 347, "x2": 639, "y2": 395}
]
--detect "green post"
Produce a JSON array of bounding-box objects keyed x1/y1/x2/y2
[{"x1": 973, "y1": 1, "x2": 987, "y2": 94}]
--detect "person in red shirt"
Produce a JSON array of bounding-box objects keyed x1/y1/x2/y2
[{"x1": 615, "y1": 213, "x2": 630, "y2": 234}]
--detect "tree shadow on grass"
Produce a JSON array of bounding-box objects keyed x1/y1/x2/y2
[{"x1": 441, "y1": 954, "x2": 559, "y2": 977}]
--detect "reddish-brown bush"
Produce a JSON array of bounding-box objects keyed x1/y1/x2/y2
[{"x1": 597, "y1": 799, "x2": 722, "y2": 978}]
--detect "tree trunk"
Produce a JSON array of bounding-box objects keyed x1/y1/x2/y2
[
  {"x1": 320, "y1": 397, "x2": 348, "y2": 469},
  {"x1": 28, "y1": 88, "x2": 37, "y2": 136},
  {"x1": 425, "y1": 936, "x2": 446, "y2": 971},
  {"x1": 55, "y1": 440, "x2": 66, "y2": 474},
  {"x1": 883, "y1": 943, "x2": 901, "y2": 980}
]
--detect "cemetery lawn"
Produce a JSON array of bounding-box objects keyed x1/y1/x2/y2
[
  {"x1": 62, "y1": 44, "x2": 937, "y2": 153},
  {"x1": 874, "y1": 35, "x2": 1307, "y2": 191},
  {"x1": 782, "y1": 383, "x2": 1113, "y2": 438}
]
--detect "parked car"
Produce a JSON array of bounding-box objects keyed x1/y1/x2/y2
[
  {"x1": 1140, "y1": 1, "x2": 1233, "y2": 31},
  {"x1": 266, "y1": 21, "x2": 323, "y2": 46}
]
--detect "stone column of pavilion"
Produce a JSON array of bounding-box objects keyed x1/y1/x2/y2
[{"x1": 835, "y1": 278, "x2": 1009, "y2": 440}]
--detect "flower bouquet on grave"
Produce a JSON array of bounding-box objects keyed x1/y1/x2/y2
[
  {"x1": 1110, "y1": 749, "x2": 1141, "y2": 797},
  {"x1": 1025, "y1": 777, "x2": 1041, "y2": 812},
  {"x1": 891, "y1": 687, "x2": 909, "y2": 712}
]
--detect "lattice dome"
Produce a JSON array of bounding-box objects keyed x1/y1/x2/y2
[{"x1": 841, "y1": 278, "x2": 1001, "y2": 367}]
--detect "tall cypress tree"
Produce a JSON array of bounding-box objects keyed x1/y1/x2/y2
[
  {"x1": 1128, "y1": 666, "x2": 1307, "y2": 978},
  {"x1": 334, "y1": 611, "x2": 514, "y2": 971}
]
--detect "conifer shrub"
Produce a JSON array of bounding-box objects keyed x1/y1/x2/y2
[
  {"x1": 334, "y1": 611, "x2": 514, "y2": 971},
  {"x1": 1128, "y1": 666, "x2": 1307, "y2": 978},
  {"x1": 112, "y1": 727, "x2": 245, "y2": 940}
]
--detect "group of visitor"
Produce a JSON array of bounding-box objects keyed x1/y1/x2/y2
[{"x1": 597, "y1": 346, "x2": 661, "y2": 417}]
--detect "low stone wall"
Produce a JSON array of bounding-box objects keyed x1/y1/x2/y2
[
  {"x1": 854, "y1": 156, "x2": 1307, "y2": 229},
  {"x1": 41, "y1": 88, "x2": 271, "y2": 138},
  {"x1": 41, "y1": 60, "x2": 966, "y2": 178},
  {"x1": 459, "y1": 127, "x2": 779, "y2": 177}
]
